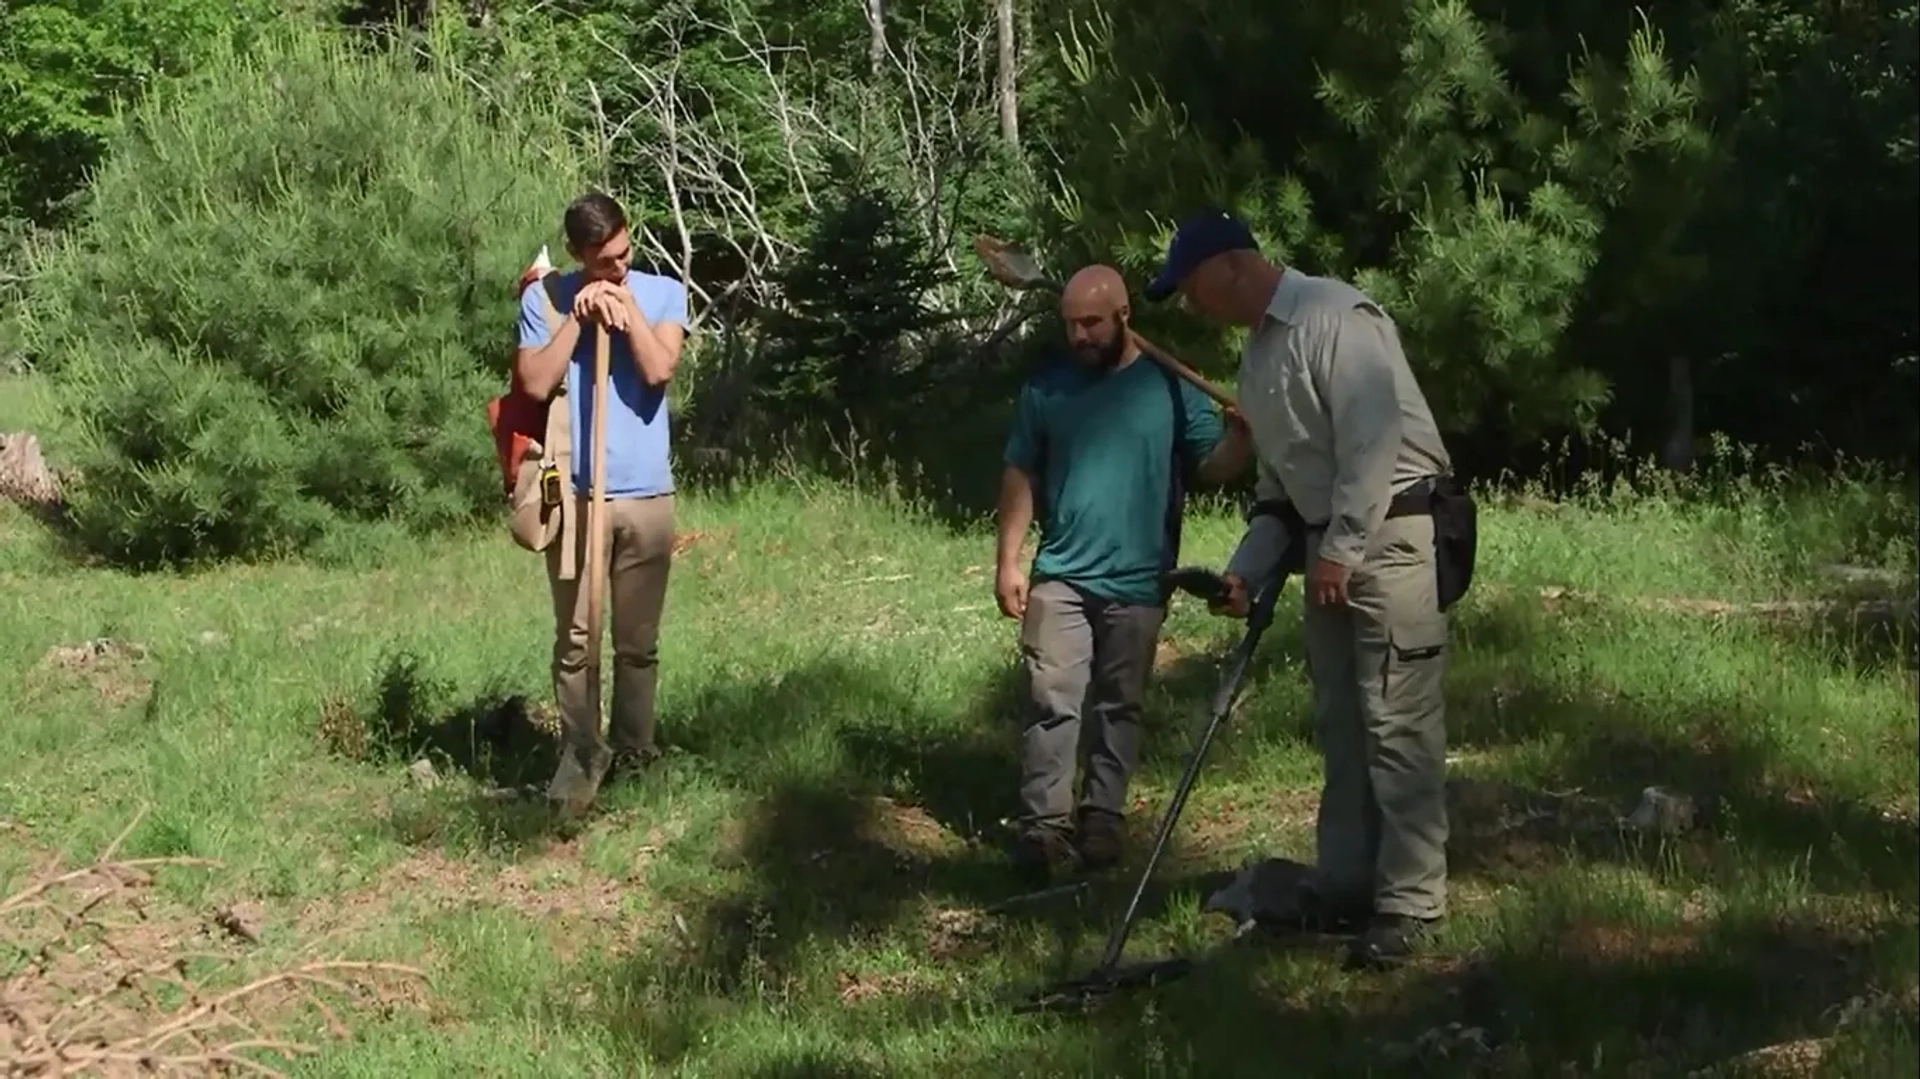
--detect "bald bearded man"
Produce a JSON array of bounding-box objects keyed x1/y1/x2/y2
[{"x1": 995, "y1": 264, "x2": 1250, "y2": 886}]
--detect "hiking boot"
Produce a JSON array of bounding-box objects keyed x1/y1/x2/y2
[
  {"x1": 1253, "y1": 887, "x2": 1374, "y2": 937},
  {"x1": 546, "y1": 742, "x2": 612, "y2": 819},
  {"x1": 1074, "y1": 807, "x2": 1126, "y2": 872},
  {"x1": 1010, "y1": 825, "x2": 1079, "y2": 890},
  {"x1": 1344, "y1": 913, "x2": 1442, "y2": 971},
  {"x1": 605, "y1": 746, "x2": 661, "y2": 785}
]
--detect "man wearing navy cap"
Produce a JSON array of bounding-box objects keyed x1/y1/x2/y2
[{"x1": 1144, "y1": 210, "x2": 1455, "y2": 969}]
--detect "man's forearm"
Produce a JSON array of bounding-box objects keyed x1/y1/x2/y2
[
  {"x1": 1197, "y1": 435, "x2": 1252, "y2": 486},
  {"x1": 1321, "y1": 419, "x2": 1399, "y2": 568},
  {"x1": 623, "y1": 299, "x2": 680, "y2": 386},
  {"x1": 1225, "y1": 514, "x2": 1290, "y2": 597},
  {"x1": 515, "y1": 315, "x2": 585, "y2": 400},
  {"x1": 1224, "y1": 465, "x2": 1294, "y2": 595},
  {"x1": 996, "y1": 466, "x2": 1035, "y2": 570}
]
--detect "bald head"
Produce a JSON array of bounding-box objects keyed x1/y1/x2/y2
[
  {"x1": 1060, "y1": 264, "x2": 1135, "y2": 370},
  {"x1": 1061, "y1": 264, "x2": 1129, "y2": 313}
]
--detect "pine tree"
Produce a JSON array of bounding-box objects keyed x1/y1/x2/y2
[{"x1": 24, "y1": 20, "x2": 584, "y2": 568}]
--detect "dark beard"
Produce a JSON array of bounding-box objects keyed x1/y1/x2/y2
[{"x1": 1078, "y1": 335, "x2": 1125, "y2": 370}]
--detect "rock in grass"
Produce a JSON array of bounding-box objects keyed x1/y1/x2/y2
[
  {"x1": 0, "y1": 431, "x2": 61, "y2": 508},
  {"x1": 1625, "y1": 785, "x2": 1697, "y2": 835},
  {"x1": 406, "y1": 758, "x2": 441, "y2": 789}
]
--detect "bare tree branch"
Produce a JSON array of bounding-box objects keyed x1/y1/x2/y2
[
  {"x1": 567, "y1": 4, "x2": 1016, "y2": 352},
  {"x1": 2, "y1": 807, "x2": 428, "y2": 1077}
]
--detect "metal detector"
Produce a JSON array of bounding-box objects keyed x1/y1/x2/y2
[{"x1": 1012, "y1": 565, "x2": 1288, "y2": 1015}]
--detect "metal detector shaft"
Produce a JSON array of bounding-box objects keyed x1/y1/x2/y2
[{"x1": 1092, "y1": 576, "x2": 1287, "y2": 973}]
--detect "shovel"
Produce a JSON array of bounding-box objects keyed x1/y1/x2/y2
[
  {"x1": 586, "y1": 321, "x2": 611, "y2": 732},
  {"x1": 548, "y1": 323, "x2": 614, "y2": 817},
  {"x1": 972, "y1": 234, "x2": 1239, "y2": 412}
]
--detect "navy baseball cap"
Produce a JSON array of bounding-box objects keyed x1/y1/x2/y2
[{"x1": 1143, "y1": 210, "x2": 1259, "y2": 302}]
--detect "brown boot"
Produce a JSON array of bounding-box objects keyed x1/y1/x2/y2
[
  {"x1": 546, "y1": 741, "x2": 611, "y2": 818},
  {"x1": 1074, "y1": 807, "x2": 1126, "y2": 872},
  {"x1": 1011, "y1": 824, "x2": 1079, "y2": 889}
]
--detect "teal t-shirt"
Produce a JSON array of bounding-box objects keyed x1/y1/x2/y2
[{"x1": 1004, "y1": 355, "x2": 1225, "y2": 606}]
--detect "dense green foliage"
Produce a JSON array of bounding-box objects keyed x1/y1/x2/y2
[
  {"x1": 19, "y1": 22, "x2": 581, "y2": 567},
  {"x1": 1, "y1": 0, "x2": 1913, "y2": 565},
  {"x1": 0, "y1": 0, "x2": 279, "y2": 222}
]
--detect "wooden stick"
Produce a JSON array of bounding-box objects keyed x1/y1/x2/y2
[
  {"x1": 587, "y1": 326, "x2": 611, "y2": 713},
  {"x1": 1128, "y1": 330, "x2": 1238, "y2": 411}
]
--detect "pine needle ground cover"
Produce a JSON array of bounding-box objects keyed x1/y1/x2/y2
[{"x1": 2, "y1": 398, "x2": 1914, "y2": 1076}]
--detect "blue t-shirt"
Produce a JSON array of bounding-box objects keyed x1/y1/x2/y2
[
  {"x1": 517, "y1": 268, "x2": 688, "y2": 499},
  {"x1": 1004, "y1": 355, "x2": 1225, "y2": 606}
]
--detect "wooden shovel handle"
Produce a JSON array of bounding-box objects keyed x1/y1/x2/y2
[
  {"x1": 1128, "y1": 330, "x2": 1238, "y2": 411},
  {"x1": 586, "y1": 325, "x2": 611, "y2": 673}
]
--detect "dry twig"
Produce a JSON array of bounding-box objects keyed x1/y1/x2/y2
[
  {"x1": 578, "y1": 5, "x2": 1006, "y2": 334},
  {"x1": 2, "y1": 806, "x2": 427, "y2": 1077}
]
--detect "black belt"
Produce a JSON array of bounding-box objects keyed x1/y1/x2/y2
[{"x1": 1249, "y1": 478, "x2": 1433, "y2": 532}]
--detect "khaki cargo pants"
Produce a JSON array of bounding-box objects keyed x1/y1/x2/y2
[
  {"x1": 544, "y1": 493, "x2": 675, "y2": 802},
  {"x1": 1303, "y1": 513, "x2": 1450, "y2": 920}
]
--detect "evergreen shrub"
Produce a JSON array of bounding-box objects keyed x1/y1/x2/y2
[{"x1": 26, "y1": 20, "x2": 584, "y2": 568}]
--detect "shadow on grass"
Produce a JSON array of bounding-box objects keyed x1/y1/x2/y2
[
  {"x1": 315, "y1": 652, "x2": 562, "y2": 785},
  {"x1": 315, "y1": 651, "x2": 575, "y2": 850},
  {"x1": 943, "y1": 898, "x2": 1920, "y2": 1078},
  {"x1": 575, "y1": 651, "x2": 1260, "y2": 1063},
  {"x1": 592, "y1": 593, "x2": 1916, "y2": 1074},
  {"x1": 1770, "y1": 593, "x2": 1919, "y2": 676},
  {"x1": 324, "y1": 586, "x2": 1917, "y2": 1074},
  {"x1": 1433, "y1": 602, "x2": 1920, "y2": 901}
]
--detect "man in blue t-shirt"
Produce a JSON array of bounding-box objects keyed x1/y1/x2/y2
[
  {"x1": 514, "y1": 191, "x2": 689, "y2": 808},
  {"x1": 995, "y1": 264, "x2": 1252, "y2": 885}
]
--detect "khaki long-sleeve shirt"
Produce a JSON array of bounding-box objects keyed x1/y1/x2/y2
[{"x1": 1224, "y1": 271, "x2": 1450, "y2": 590}]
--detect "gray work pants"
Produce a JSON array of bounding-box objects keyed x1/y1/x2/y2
[
  {"x1": 1303, "y1": 513, "x2": 1451, "y2": 920},
  {"x1": 1015, "y1": 580, "x2": 1165, "y2": 831}
]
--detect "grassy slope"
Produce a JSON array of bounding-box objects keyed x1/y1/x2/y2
[{"x1": 2, "y1": 390, "x2": 1916, "y2": 1075}]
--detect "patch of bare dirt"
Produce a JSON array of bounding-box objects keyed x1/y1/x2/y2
[
  {"x1": 1171, "y1": 787, "x2": 1319, "y2": 860},
  {"x1": 856, "y1": 796, "x2": 964, "y2": 861},
  {"x1": 1690, "y1": 1037, "x2": 1832, "y2": 1078},
  {"x1": 296, "y1": 839, "x2": 653, "y2": 965},
  {"x1": 213, "y1": 900, "x2": 267, "y2": 945},
  {"x1": 923, "y1": 906, "x2": 993, "y2": 960},
  {"x1": 1152, "y1": 638, "x2": 1184, "y2": 672},
  {"x1": 672, "y1": 528, "x2": 730, "y2": 557},
  {"x1": 834, "y1": 967, "x2": 924, "y2": 1005},
  {"x1": 1546, "y1": 901, "x2": 1887, "y2": 1023},
  {"x1": 1555, "y1": 923, "x2": 1705, "y2": 963},
  {"x1": 23, "y1": 637, "x2": 153, "y2": 708}
]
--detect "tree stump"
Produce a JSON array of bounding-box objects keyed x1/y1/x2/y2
[{"x1": 0, "y1": 431, "x2": 61, "y2": 508}]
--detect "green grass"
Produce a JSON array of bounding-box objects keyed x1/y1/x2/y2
[{"x1": 3, "y1": 409, "x2": 1917, "y2": 1076}]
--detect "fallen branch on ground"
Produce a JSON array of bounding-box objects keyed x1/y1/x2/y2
[
  {"x1": 1525, "y1": 585, "x2": 1917, "y2": 622},
  {"x1": 2, "y1": 807, "x2": 427, "y2": 1077}
]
